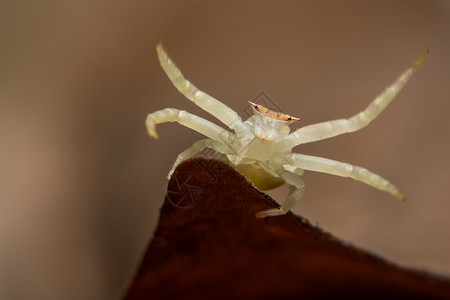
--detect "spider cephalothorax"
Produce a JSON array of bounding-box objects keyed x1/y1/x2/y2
[{"x1": 147, "y1": 44, "x2": 427, "y2": 218}]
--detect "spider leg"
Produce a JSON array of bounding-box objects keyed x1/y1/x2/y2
[
  {"x1": 168, "y1": 138, "x2": 234, "y2": 179},
  {"x1": 286, "y1": 153, "x2": 404, "y2": 200},
  {"x1": 255, "y1": 170, "x2": 305, "y2": 218},
  {"x1": 283, "y1": 50, "x2": 428, "y2": 149},
  {"x1": 146, "y1": 108, "x2": 233, "y2": 144},
  {"x1": 157, "y1": 44, "x2": 245, "y2": 131}
]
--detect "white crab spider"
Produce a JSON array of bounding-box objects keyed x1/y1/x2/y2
[{"x1": 147, "y1": 44, "x2": 427, "y2": 218}]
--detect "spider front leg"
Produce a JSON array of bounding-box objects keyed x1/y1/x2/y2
[
  {"x1": 168, "y1": 138, "x2": 234, "y2": 179},
  {"x1": 157, "y1": 44, "x2": 246, "y2": 132},
  {"x1": 286, "y1": 153, "x2": 404, "y2": 200},
  {"x1": 146, "y1": 108, "x2": 233, "y2": 144},
  {"x1": 256, "y1": 170, "x2": 305, "y2": 218},
  {"x1": 282, "y1": 50, "x2": 428, "y2": 148}
]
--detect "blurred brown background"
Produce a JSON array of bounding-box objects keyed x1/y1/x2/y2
[{"x1": 0, "y1": 0, "x2": 449, "y2": 299}]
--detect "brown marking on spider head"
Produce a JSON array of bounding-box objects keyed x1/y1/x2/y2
[{"x1": 248, "y1": 101, "x2": 301, "y2": 122}]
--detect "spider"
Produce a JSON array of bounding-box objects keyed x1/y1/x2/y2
[{"x1": 147, "y1": 44, "x2": 427, "y2": 218}]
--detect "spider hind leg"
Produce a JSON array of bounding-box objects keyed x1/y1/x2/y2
[
  {"x1": 255, "y1": 170, "x2": 305, "y2": 218},
  {"x1": 168, "y1": 139, "x2": 233, "y2": 179}
]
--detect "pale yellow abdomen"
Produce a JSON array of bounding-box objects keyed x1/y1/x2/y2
[{"x1": 234, "y1": 163, "x2": 285, "y2": 191}]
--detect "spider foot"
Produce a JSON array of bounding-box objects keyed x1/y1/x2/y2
[
  {"x1": 146, "y1": 117, "x2": 159, "y2": 139},
  {"x1": 255, "y1": 208, "x2": 285, "y2": 218},
  {"x1": 167, "y1": 168, "x2": 175, "y2": 180}
]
